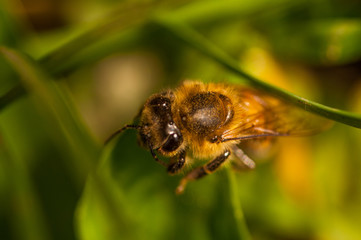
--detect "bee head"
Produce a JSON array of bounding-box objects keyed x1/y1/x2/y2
[{"x1": 138, "y1": 91, "x2": 183, "y2": 155}]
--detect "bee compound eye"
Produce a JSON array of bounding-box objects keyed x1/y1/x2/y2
[
  {"x1": 161, "y1": 133, "x2": 183, "y2": 152},
  {"x1": 150, "y1": 96, "x2": 170, "y2": 108}
]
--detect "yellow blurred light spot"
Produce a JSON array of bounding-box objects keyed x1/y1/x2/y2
[
  {"x1": 240, "y1": 47, "x2": 317, "y2": 203},
  {"x1": 276, "y1": 138, "x2": 313, "y2": 203},
  {"x1": 240, "y1": 47, "x2": 290, "y2": 90}
]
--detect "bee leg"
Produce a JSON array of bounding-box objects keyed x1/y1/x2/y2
[
  {"x1": 149, "y1": 148, "x2": 168, "y2": 167},
  {"x1": 231, "y1": 146, "x2": 256, "y2": 169},
  {"x1": 167, "y1": 150, "x2": 186, "y2": 175},
  {"x1": 175, "y1": 150, "x2": 231, "y2": 194}
]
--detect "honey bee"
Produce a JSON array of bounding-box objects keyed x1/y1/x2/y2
[{"x1": 107, "y1": 81, "x2": 329, "y2": 194}]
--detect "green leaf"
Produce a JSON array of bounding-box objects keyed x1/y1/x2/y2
[
  {"x1": 0, "y1": 46, "x2": 134, "y2": 239},
  {"x1": 0, "y1": 47, "x2": 99, "y2": 173}
]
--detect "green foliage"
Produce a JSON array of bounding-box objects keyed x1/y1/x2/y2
[{"x1": 1, "y1": 0, "x2": 361, "y2": 240}]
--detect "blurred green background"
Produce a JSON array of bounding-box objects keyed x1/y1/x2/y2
[{"x1": 1, "y1": 0, "x2": 361, "y2": 240}]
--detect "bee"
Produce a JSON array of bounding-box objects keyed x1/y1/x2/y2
[{"x1": 107, "y1": 80, "x2": 329, "y2": 194}]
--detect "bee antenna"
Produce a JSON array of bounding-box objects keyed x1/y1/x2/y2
[{"x1": 104, "y1": 124, "x2": 140, "y2": 145}]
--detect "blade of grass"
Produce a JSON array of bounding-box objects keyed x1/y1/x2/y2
[
  {"x1": 164, "y1": 0, "x2": 293, "y2": 26},
  {"x1": 154, "y1": 18, "x2": 361, "y2": 129},
  {"x1": 38, "y1": 4, "x2": 154, "y2": 76},
  {"x1": 0, "y1": 84, "x2": 26, "y2": 110},
  {"x1": 36, "y1": 0, "x2": 203, "y2": 76},
  {"x1": 227, "y1": 167, "x2": 252, "y2": 240},
  {"x1": 0, "y1": 1, "x2": 156, "y2": 112},
  {"x1": 36, "y1": 0, "x2": 293, "y2": 77},
  {"x1": 0, "y1": 47, "x2": 99, "y2": 182},
  {"x1": 0, "y1": 143, "x2": 50, "y2": 240},
  {"x1": 0, "y1": 46, "x2": 135, "y2": 238},
  {"x1": 0, "y1": 0, "x2": 297, "y2": 111}
]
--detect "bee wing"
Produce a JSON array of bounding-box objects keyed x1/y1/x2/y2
[{"x1": 221, "y1": 91, "x2": 332, "y2": 142}]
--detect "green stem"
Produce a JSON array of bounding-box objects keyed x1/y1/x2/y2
[
  {"x1": 227, "y1": 168, "x2": 252, "y2": 240},
  {"x1": 154, "y1": 18, "x2": 361, "y2": 129}
]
